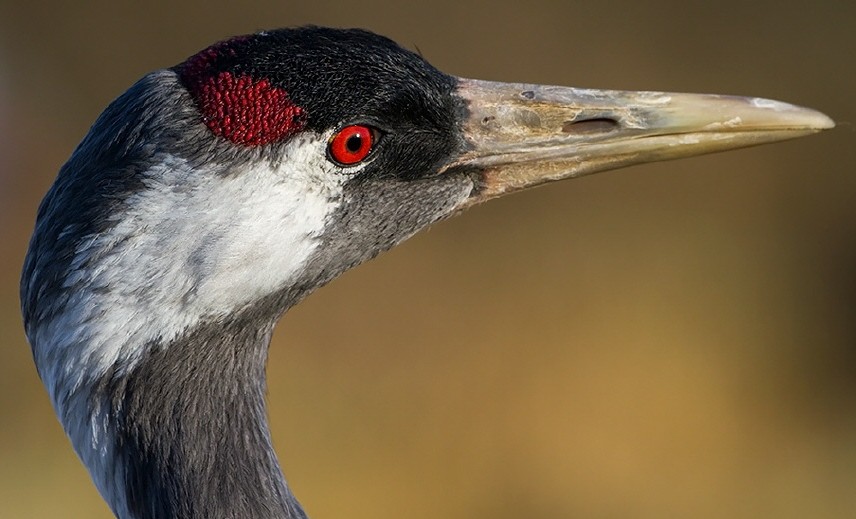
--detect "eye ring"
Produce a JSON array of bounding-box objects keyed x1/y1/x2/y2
[{"x1": 327, "y1": 124, "x2": 378, "y2": 166}]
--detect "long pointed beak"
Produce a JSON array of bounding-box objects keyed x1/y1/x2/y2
[{"x1": 450, "y1": 78, "x2": 834, "y2": 205}]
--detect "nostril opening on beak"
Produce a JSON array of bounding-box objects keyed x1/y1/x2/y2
[{"x1": 562, "y1": 118, "x2": 620, "y2": 134}]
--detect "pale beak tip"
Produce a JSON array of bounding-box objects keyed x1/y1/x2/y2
[
  {"x1": 811, "y1": 111, "x2": 836, "y2": 131},
  {"x1": 750, "y1": 97, "x2": 835, "y2": 131}
]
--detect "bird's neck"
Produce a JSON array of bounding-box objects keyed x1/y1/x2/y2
[{"x1": 98, "y1": 313, "x2": 307, "y2": 519}]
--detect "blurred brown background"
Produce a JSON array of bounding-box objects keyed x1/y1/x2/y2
[{"x1": 1, "y1": 1, "x2": 854, "y2": 518}]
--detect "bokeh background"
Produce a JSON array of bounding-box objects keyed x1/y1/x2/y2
[{"x1": 1, "y1": 1, "x2": 854, "y2": 518}]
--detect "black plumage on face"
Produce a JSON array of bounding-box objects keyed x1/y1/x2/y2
[{"x1": 175, "y1": 27, "x2": 466, "y2": 181}]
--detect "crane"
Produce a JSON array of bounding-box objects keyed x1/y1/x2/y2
[{"x1": 21, "y1": 26, "x2": 833, "y2": 519}]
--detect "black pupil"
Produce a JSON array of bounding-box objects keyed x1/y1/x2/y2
[{"x1": 346, "y1": 133, "x2": 363, "y2": 153}]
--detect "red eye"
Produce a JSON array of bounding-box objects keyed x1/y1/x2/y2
[{"x1": 328, "y1": 125, "x2": 376, "y2": 166}]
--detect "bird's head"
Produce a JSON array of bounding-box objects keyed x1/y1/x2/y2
[
  {"x1": 23, "y1": 26, "x2": 833, "y2": 407},
  {"x1": 24, "y1": 24, "x2": 835, "y2": 410},
  {"x1": 20, "y1": 26, "x2": 833, "y2": 519}
]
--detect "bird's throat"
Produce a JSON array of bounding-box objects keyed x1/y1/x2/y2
[{"x1": 96, "y1": 314, "x2": 307, "y2": 519}]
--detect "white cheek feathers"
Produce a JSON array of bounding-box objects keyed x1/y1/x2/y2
[
  {"x1": 50, "y1": 133, "x2": 341, "y2": 375},
  {"x1": 27, "y1": 133, "x2": 344, "y2": 509}
]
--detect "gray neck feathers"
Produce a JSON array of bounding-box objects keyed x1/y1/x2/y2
[{"x1": 101, "y1": 309, "x2": 307, "y2": 519}]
